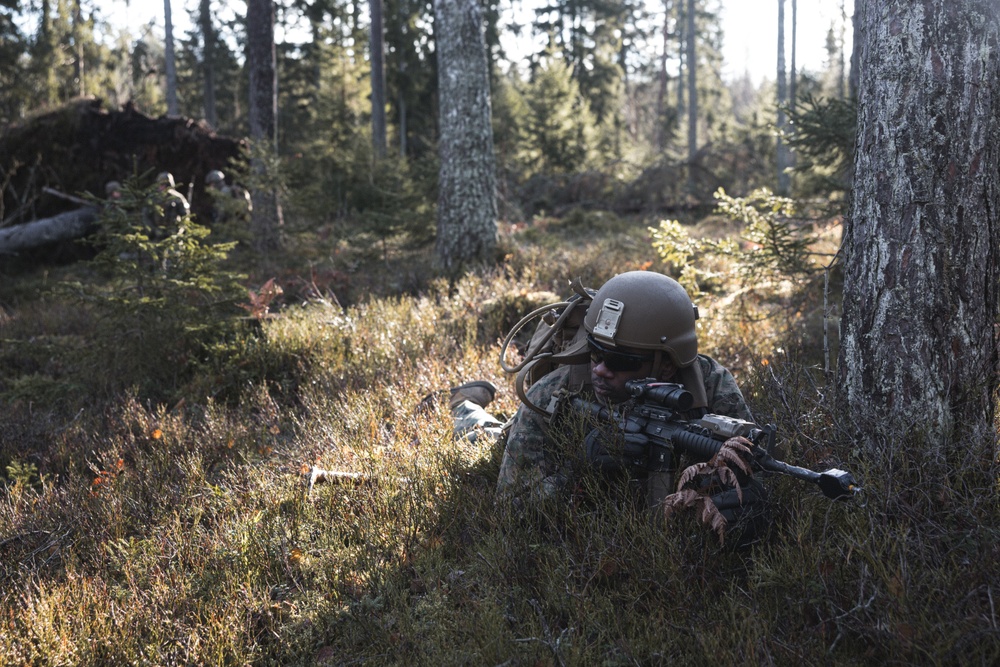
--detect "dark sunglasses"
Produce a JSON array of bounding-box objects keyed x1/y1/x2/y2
[{"x1": 587, "y1": 336, "x2": 654, "y2": 372}]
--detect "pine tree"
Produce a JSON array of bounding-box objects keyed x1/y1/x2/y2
[
  {"x1": 839, "y1": 0, "x2": 1000, "y2": 451},
  {"x1": 434, "y1": 0, "x2": 497, "y2": 273},
  {"x1": 246, "y1": 0, "x2": 284, "y2": 255}
]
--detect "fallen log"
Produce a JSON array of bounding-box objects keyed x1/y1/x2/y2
[{"x1": 0, "y1": 206, "x2": 97, "y2": 256}]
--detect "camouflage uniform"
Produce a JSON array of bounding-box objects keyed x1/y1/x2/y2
[
  {"x1": 496, "y1": 355, "x2": 752, "y2": 498},
  {"x1": 206, "y1": 170, "x2": 252, "y2": 240},
  {"x1": 452, "y1": 400, "x2": 505, "y2": 444},
  {"x1": 144, "y1": 173, "x2": 190, "y2": 238}
]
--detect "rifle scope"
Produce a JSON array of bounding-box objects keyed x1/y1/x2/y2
[{"x1": 626, "y1": 380, "x2": 693, "y2": 411}]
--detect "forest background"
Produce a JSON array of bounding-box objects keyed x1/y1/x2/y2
[{"x1": 2, "y1": 0, "x2": 999, "y2": 665}]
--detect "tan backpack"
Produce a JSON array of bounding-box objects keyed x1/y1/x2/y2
[{"x1": 499, "y1": 278, "x2": 595, "y2": 413}]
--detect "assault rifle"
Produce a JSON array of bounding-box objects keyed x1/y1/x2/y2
[{"x1": 562, "y1": 379, "x2": 860, "y2": 508}]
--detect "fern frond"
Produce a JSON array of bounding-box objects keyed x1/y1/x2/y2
[
  {"x1": 676, "y1": 461, "x2": 714, "y2": 488},
  {"x1": 699, "y1": 499, "x2": 728, "y2": 544},
  {"x1": 710, "y1": 437, "x2": 753, "y2": 474},
  {"x1": 660, "y1": 489, "x2": 702, "y2": 521}
]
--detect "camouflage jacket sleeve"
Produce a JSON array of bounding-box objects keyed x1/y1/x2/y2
[
  {"x1": 496, "y1": 366, "x2": 573, "y2": 498},
  {"x1": 697, "y1": 354, "x2": 754, "y2": 422}
]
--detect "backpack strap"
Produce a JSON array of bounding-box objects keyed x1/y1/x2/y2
[{"x1": 499, "y1": 301, "x2": 573, "y2": 374}]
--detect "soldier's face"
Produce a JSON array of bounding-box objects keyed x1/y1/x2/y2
[
  {"x1": 591, "y1": 361, "x2": 651, "y2": 403},
  {"x1": 589, "y1": 340, "x2": 677, "y2": 403},
  {"x1": 588, "y1": 342, "x2": 651, "y2": 403}
]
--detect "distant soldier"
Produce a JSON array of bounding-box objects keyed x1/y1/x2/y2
[
  {"x1": 204, "y1": 169, "x2": 252, "y2": 242},
  {"x1": 104, "y1": 181, "x2": 123, "y2": 202},
  {"x1": 145, "y1": 172, "x2": 190, "y2": 238}
]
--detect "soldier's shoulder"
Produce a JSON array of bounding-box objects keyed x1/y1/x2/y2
[
  {"x1": 697, "y1": 353, "x2": 753, "y2": 420},
  {"x1": 697, "y1": 353, "x2": 733, "y2": 377},
  {"x1": 525, "y1": 365, "x2": 572, "y2": 400}
]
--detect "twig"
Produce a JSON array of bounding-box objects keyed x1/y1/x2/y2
[
  {"x1": 0, "y1": 530, "x2": 51, "y2": 549},
  {"x1": 308, "y1": 467, "x2": 370, "y2": 495},
  {"x1": 42, "y1": 186, "x2": 92, "y2": 207}
]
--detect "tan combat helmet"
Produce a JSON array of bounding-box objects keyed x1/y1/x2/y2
[
  {"x1": 156, "y1": 172, "x2": 176, "y2": 188},
  {"x1": 104, "y1": 181, "x2": 122, "y2": 196},
  {"x1": 205, "y1": 170, "x2": 225, "y2": 186},
  {"x1": 584, "y1": 271, "x2": 699, "y2": 369}
]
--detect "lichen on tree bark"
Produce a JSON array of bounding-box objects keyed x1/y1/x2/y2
[
  {"x1": 839, "y1": 0, "x2": 1000, "y2": 451},
  {"x1": 434, "y1": 0, "x2": 498, "y2": 274}
]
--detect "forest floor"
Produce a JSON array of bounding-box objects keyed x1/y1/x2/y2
[{"x1": 0, "y1": 205, "x2": 997, "y2": 665}]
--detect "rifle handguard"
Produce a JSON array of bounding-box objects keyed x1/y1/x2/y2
[{"x1": 565, "y1": 382, "x2": 861, "y2": 502}]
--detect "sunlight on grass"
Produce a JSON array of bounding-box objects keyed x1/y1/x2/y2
[{"x1": 1, "y1": 210, "x2": 998, "y2": 665}]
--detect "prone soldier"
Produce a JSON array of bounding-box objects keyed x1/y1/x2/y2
[{"x1": 451, "y1": 271, "x2": 771, "y2": 547}]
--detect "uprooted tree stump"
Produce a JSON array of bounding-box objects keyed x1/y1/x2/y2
[{"x1": 0, "y1": 97, "x2": 248, "y2": 259}]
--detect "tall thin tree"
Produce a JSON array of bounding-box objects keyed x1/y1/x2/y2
[
  {"x1": 164, "y1": 0, "x2": 178, "y2": 115},
  {"x1": 676, "y1": 0, "x2": 684, "y2": 113},
  {"x1": 838, "y1": 0, "x2": 847, "y2": 100},
  {"x1": 72, "y1": 0, "x2": 85, "y2": 96},
  {"x1": 246, "y1": 0, "x2": 284, "y2": 255},
  {"x1": 656, "y1": 0, "x2": 671, "y2": 150},
  {"x1": 685, "y1": 0, "x2": 696, "y2": 194},
  {"x1": 775, "y1": 0, "x2": 791, "y2": 194},
  {"x1": 370, "y1": 0, "x2": 387, "y2": 159},
  {"x1": 199, "y1": 0, "x2": 217, "y2": 128},
  {"x1": 789, "y1": 0, "x2": 797, "y2": 107}
]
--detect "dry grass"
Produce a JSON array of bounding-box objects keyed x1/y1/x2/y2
[{"x1": 1, "y1": 211, "x2": 998, "y2": 666}]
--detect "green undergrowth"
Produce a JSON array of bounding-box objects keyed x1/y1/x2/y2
[{"x1": 1, "y1": 210, "x2": 998, "y2": 665}]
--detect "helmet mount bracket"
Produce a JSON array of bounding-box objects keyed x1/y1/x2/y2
[{"x1": 591, "y1": 298, "x2": 624, "y2": 344}]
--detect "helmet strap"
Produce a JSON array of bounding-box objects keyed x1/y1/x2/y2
[{"x1": 651, "y1": 350, "x2": 663, "y2": 380}]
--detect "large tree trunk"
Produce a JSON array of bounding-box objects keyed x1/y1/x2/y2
[
  {"x1": 838, "y1": 0, "x2": 1000, "y2": 453},
  {"x1": 246, "y1": 0, "x2": 284, "y2": 255},
  {"x1": 433, "y1": 0, "x2": 497, "y2": 274}
]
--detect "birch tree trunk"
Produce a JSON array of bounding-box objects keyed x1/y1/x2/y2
[
  {"x1": 246, "y1": 0, "x2": 284, "y2": 255},
  {"x1": 433, "y1": 0, "x2": 497, "y2": 274},
  {"x1": 838, "y1": 0, "x2": 1000, "y2": 455}
]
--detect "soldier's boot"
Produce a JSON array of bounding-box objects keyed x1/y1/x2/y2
[{"x1": 448, "y1": 381, "x2": 497, "y2": 410}]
